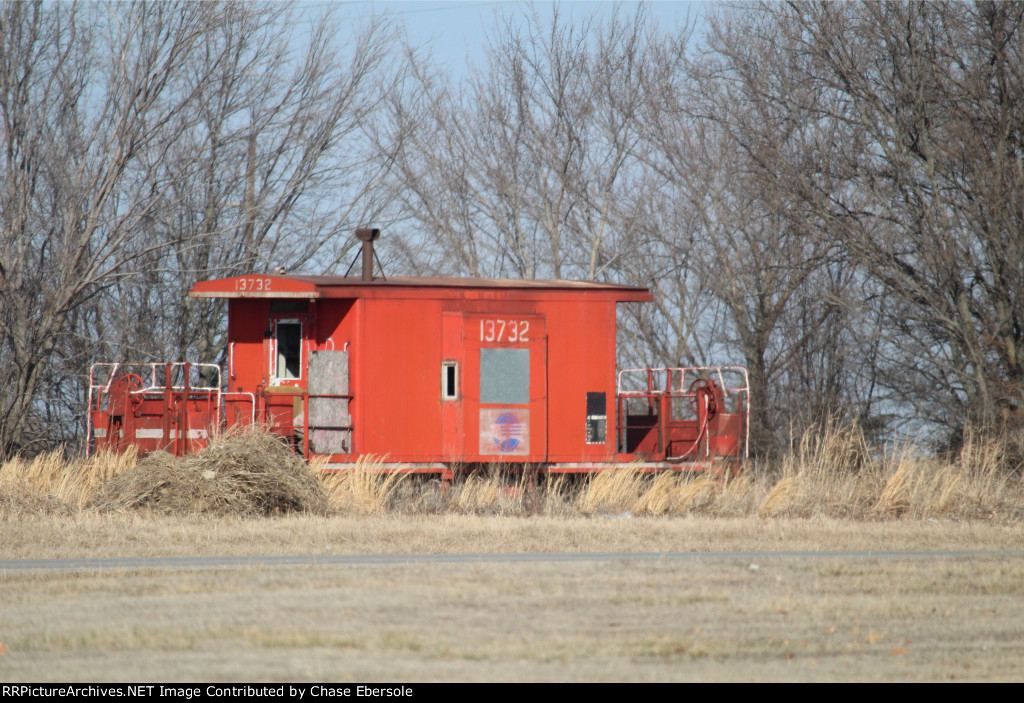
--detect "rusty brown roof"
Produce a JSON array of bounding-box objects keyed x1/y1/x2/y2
[
  {"x1": 286, "y1": 274, "x2": 649, "y2": 292},
  {"x1": 190, "y1": 273, "x2": 653, "y2": 300}
]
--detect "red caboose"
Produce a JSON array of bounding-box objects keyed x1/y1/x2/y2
[{"x1": 89, "y1": 229, "x2": 748, "y2": 473}]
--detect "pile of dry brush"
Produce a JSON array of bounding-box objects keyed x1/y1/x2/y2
[{"x1": 88, "y1": 431, "x2": 329, "y2": 517}]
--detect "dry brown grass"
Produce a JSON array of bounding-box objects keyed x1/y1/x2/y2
[
  {"x1": 750, "y1": 421, "x2": 1024, "y2": 521},
  {"x1": 0, "y1": 447, "x2": 138, "y2": 515},
  {"x1": 2, "y1": 423, "x2": 1022, "y2": 522},
  {"x1": 5, "y1": 553, "x2": 1024, "y2": 681},
  {"x1": 318, "y1": 455, "x2": 411, "y2": 514},
  {"x1": 576, "y1": 462, "x2": 646, "y2": 515},
  {"x1": 5, "y1": 426, "x2": 1022, "y2": 683}
]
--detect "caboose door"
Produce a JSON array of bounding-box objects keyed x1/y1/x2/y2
[{"x1": 441, "y1": 313, "x2": 547, "y2": 463}]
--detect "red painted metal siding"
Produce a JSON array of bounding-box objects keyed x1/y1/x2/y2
[
  {"x1": 358, "y1": 297, "x2": 444, "y2": 459},
  {"x1": 193, "y1": 275, "x2": 654, "y2": 465},
  {"x1": 340, "y1": 294, "x2": 621, "y2": 463},
  {"x1": 542, "y1": 297, "x2": 618, "y2": 462},
  {"x1": 226, "y1": 299, "x2": 269, "y2": 393}
]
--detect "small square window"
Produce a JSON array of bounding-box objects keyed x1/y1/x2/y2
[{"x1": 442, "y1": 362, "x2": 459, "y2": 400}]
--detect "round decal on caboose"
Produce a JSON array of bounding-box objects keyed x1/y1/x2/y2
[{"x1": 479, "y1": 409, "x2": 530, "y2": 456}]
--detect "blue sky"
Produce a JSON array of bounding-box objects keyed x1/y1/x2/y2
[{"x1": 325, "y1": 1, "x2": 710, "y2": 74}]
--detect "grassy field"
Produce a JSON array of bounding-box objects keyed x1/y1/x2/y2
[
  {"x1": 1, "y1": 424, "x2": 1023, "y2": 682},
  {"x1": 2, "y1": 525, "x2": 1022, "y2": 682}
]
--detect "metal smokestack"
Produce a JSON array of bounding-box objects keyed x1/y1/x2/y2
[{"x1": 354, "y1": 228, "x2": 380, "y2": 282}]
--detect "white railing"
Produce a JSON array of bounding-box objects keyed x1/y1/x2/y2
[{"x1": 616, "y1": 366, "x2": 750, "y2": 460}]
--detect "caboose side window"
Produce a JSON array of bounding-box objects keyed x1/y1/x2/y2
[
  {"x1": 442, "y1": 361, "x2": 459, "y2": 400},
  {"x1": 275, "y1": 321, "x2": 302, "y2": 380},
  {"x1": 586, "y1": 391, "x2": 607, "y2": 444}
]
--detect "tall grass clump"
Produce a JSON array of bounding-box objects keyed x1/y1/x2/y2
[
  {"x1": 318, "y1": 455, "x2": 411, "y2": 514},
  {"x1": 574, "y1": 464, "x2": 755, "y2": 517},
  {"x1": 750, "y1": 419, "x2": 1024, "y2": 521},
  {"x1": 315, "y1": 423, "x2": 1022, "y2": 520},
  {"x1": 870, "y1": 427, "x2": 1024, "y2": 520},
  {"x1": 575, "y1": 463, "x2": 647, "y2": 515},
  {"x1": 443, "y1": 466, "x2": 557, "y2": 515},
  {"x1": 0, "y1": 447, "x2": 138, "y2": 515},
  {"x1": 758, "y1": 420, "x2": 880, "y2": 519}
]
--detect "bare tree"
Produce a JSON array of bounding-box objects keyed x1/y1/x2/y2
[
  {"x1": 650, "y1": 0, "x2": 1024, "y2": 445},
  {"x1": 0, "y1": 1, "x2": 401, "y2": 456},
  {"x1": 384, "y1": 4, "x2": 686, "y2": 286},
  {"x1": 115, "y1": 2, "x2": 400, "y2": 372},
  {"x1": 633, "y1": 3, "x2": 885, "y2": 452},
  {"x1": 755, "y1": 1, "x2": 1024, "y2": 437},
  {"x1": 387, "y1": 0, "x2": 1024, "y2": 448},
  {"x1": 0, "y1": 1, "x2": 231, "y2": 456}
]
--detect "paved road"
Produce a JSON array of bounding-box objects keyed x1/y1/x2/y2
[{"x1": 2, "y1": 550, "x2": 1022, "y2": 573}]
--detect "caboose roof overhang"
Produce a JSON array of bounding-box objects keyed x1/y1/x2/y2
[{"x1": 189, "y1": 274, "x2": 654, "y2": 303}]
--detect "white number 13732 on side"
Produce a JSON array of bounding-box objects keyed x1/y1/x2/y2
[{"x1": 480, "y1": 319, "x2": 530, "y2": 343}]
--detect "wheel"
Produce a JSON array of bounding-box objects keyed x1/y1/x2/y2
[
  {"x1": 688, "y1": 377, "x2": 718, "y2": 416},
  {"x1": 122, "y1": 372, "x2": 145, "y2": 390},
  {"x1": 121, "y1": 372, "x2": 145, "y2": 411}
]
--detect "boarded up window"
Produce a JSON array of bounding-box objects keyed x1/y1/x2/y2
[
  {"x1": 308, "y1": 350, "x2": 351, "y2": 454},
  {"x1": 480, "y1": 348, "x2": 529, "y2": 405}
]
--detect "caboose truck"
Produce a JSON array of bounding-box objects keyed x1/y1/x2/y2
[{"x1": 88, "y1": 229, "x2": 749, "y2": 475}]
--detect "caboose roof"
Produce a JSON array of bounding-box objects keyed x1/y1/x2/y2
[{"x1": 189, "y1": 274, "x2": 653, "y2": 302}]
